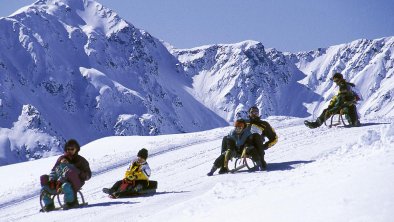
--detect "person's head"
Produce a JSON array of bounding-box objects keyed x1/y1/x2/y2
[
  {"x1": 248, "y1": 106, "x2": 260, "y2": 119},
  {"x1": 331, "y1": 72, "x2": 344, "y2": 85},
  {"x1": 234, "y1": 119, "x2": 246, "y2": 134},
  {"x1": 137, "y1": 148, "x2": 148, "y2": 161},
  {"x1": 64, "y1": 139, "x2": 80, "y2": 156}
]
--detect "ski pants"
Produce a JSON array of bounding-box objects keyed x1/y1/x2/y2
[{"x1": 42, "y1": 182, "x2": 75, "y2": 206}]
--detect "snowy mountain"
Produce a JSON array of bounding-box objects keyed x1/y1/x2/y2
[
  {"x1": 172, "y1": 37, "x2": 394, "y2": 121},
  {"x1": 0, "y1": 0, "x2": 226, "y2": 165},
  {"x1": 1, "y1": 0, "x2": 393, "y2": 166},
  {"x1": 171, "y1": 41, "x2": 320, "y2": 121},
  {"x1": 287, "y1": 37, "x2": 394, "y2": 118},
  {"x1": 0, "y1": 118, "x2": 393, "y2": 221}
]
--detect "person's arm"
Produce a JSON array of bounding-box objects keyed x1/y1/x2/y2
[
  {"x1": 78, "y1": 156, "x2": 92, "y2": 181},
  {"x1": 51, "y1": 156, "x2": 62, "y2": 171},
  {"x1": 262, "y1": 121, "x2": 278, "y2": 149},
  {"x1": 135, "y1": 164, "x2": 151, "y2": 180}
]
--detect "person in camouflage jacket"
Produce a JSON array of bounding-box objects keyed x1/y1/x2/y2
[{"x1": 304, "y1": 73, "x2": 360, "y2": 128}]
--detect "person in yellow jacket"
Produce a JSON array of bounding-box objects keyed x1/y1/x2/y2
[{"x1": 102, "y1": 148, "x2": 151, "y2": 198}]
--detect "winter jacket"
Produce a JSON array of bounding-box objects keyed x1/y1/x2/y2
[
  {"x1": 53, "y1": 154, "x2": 91, "y2": 184},
  {"x1": 49, "y1": 162, "x2": 82, "y2": 192},
  {"x1": 49, "y1": 162, "x2": 78, "y2": 182},
  {"x1": 124, "y1": 158, "x2": 151, "y2": 181},
  {"x1": 327, "y1": 80, "x2": 359, "y2": 113},
  {"x1": 226, "y1": 128, "x2": 252, "y2": 152},
  {"x1": 246, "y1": 117, "x2": 278, "y2": 149}
]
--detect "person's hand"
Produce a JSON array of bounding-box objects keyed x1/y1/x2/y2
[
  {"x1": 126, "y1": 175, "x2": 136, "y2": 181},
  {"x1": 49, "y1": 180, "x2": 56, "y2": 189},
  {"x1": 56, "y1": 181, "x2": 62, "y2": 193}
]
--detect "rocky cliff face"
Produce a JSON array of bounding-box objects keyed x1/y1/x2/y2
[{"x1": 172, "y1": 41, "x2": 319, "y2": 121}]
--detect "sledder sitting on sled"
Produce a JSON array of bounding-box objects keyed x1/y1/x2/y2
[
  {"x1": 103, "y1": 148, "x2": 152, "y2": 198},
  {"x1": 207, "y1": 119, "x2": 263, "y2": 176},
  {"x1": 304, "y1": 72, "x2": 361, "y2": 128},
  {"x1": 40, "y1": 155, "x2": 82, "y2": 211}
]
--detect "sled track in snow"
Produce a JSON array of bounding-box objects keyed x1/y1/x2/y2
[{"x1": 0, "y1": 136, "x2": 223, "y2": 211}]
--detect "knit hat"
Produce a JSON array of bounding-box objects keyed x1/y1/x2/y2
[
  {"x1": 64, "y1": 139, "x2": 81, "y2": 153},
  {"x1": 137, "y1": 148, "x2": 148, "y2": 160},
  {"x1": 331, "y1": 72, "x2": 344, "y2": 80}
]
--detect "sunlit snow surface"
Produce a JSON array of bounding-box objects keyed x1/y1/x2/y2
[{"x1": 0, "y1": 117, "x2": 393, "y2": 222}]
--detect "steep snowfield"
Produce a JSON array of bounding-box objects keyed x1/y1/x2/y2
[{"x1": 0, "y1": 117, "x2": 393, "y2": 222}]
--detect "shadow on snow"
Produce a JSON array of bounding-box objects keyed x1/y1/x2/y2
[{"x1": 267, "y1": 160, "x2": 315, "y2": 172}]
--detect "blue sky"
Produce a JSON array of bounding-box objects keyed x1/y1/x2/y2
[{"x1": 1, "y1": 0, "x2": 393, "y2": 52}]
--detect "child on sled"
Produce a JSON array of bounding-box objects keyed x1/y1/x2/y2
[{"x1": 103, "y1": 148, "x2": 152, "y2": 198}]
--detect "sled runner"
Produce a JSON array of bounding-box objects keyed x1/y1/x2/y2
[
  {"x1": 325, "y1": 112, "x2": 348, "y2": 128},
  {"x1": 39, "y1": 188, "x2": 87, "y2": 212},
  {"x1": 228, "y1": 147, "x2": 257, "y2": 173}
]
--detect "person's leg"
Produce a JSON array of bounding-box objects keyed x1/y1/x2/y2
[
  {"x1": 250, "y1": 134, "x2": 264, "y2": 164},
  {"x1": 41, "y1": 188, "x2": 55, "y2": 210},
  {"x1": 62, "y1": 182, "x2": 77, "y2": 208},
  {"x1": 305, "y1": 109, "x2": 330, "y2": 128},
  {"x1": 347, "y1": 105, "x2": 360, "y2": 126},
  {"x1": 207, "y1": 154, "x2": 225, "y2": 176},
  {"x1": 103, "y1": 180, "x2": 123, "y2": 194}
]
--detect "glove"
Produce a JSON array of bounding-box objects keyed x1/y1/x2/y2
[
  {"x1": 262, "y1": 143, "x2": 269, "y2": 150},
  {"x1": 56, "y1": 180, "x2": 62, "y2": 193},
  {"x1": 58, "y1": 176, "x2": 66, "y2": 184},
  {"x1": 126, "y1": 175, "x2": 136, "y2": 181},
  {"x1": 49, "y1": 180, "x2": 56, "y2": 190}
]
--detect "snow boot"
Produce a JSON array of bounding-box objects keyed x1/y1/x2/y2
[
  {"x1": 42, "y1": 203, "x2": 55, "y2": 212},
  {"x1": 304, "y1": 120, "x2": 320, "y2": 129},
  {"x1": 63, "y1": 199, "x2": 79, "y2": 210},
  {"x1": 352, "y1": 120, "x2": 361, "y2": 127},
  {"x1": 102, "y1": 188, "x2": 115, "y2": 195},
  {"x1": 250, "y1": 161, "x2": 265, "y2": 172},
  {"x1": 218, "y1": 167, "x2": 229, "y2": 174},
  {"x1": 207, "y1": 166, "x2": 217, "y2": 176},
  {"x1": 261, "y1": 159, "x2": 267, "y2": 170}
]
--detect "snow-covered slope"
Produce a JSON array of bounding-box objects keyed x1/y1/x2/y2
[
  {"x1": 0, "y1": 118, "x2": 393, "y2": 221},
  {"x1": 0, "y1": 0, "x2": 226, "y2": 165}
]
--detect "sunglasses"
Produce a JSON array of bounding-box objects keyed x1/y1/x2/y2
[
  {"x1": 66, "y1": 147, "x2": 76, "y2": 151},
  {"x1": 332, "y1": 78, "x2": 340, "y2": 83},
  {"x1": 250, "y1": 110, "x2": 259, "y2": 115}
]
